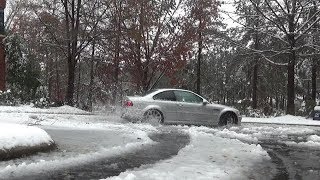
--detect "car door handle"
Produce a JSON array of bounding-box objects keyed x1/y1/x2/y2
[{"x1": 177, "y1": 104, "x2": 183, "y2": 107}]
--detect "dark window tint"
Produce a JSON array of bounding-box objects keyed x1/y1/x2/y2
[
  {"x1": 174, "y1": 91, "x2": 203, "y2": 103},
  {"x1": 153, "y1": 91, "x2": 176, "y2": 101}
]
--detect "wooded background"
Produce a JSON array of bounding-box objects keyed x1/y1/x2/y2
[{"x1": 2, "y1": 0, "x2": 320, "y2": 116}]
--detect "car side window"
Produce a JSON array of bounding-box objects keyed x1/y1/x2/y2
[
  {"x1": 174, "y1": 91, "x2": 203, "y2": 104},
  {"x1": 153, "y1": 91, "x2": 176, "y2": 101}
]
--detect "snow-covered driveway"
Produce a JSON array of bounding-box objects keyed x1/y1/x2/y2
[
  {"x1": 0, "y1": 123, "x2": 274, "y2": 180},
  {"x1": 1, "y1": 106, "x2": 320, "y2": 180}
]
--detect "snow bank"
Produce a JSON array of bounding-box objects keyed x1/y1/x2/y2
[
  {"x1": 239, "y1": 126, "x2": 315, "y2": 136},
  {"x1": 0, "y1": 111, "x2": 123, "y2": 128},
  {"x1": 242, "y1": 115, "x2": 320, "y2": 126},
  {"x1": 308, "y1": 135, "x2": 320, "y2": 142},
  {"x1": 49, "y1": 105, "x2": 90, "y2": 114},
  {"x1": 0, "y1": 105, "x2": 90, "y2": 115},
  {"x1": 0, "y1": 139, "x2": 156, "y2": 179},
  {"x1": 215, "y1": 128, "x2": 259, "y2": 143},
  {"x1": 285, "y1": 141, "x2": 320, "y2": 149},
  {"x1": 285, "y1": 134, "x2": 320, "y2": 149},
  {"x1": 0, "y1": 123, "x2": 53, "y2": 151},
  {"x1": 105, "y1": 128, "x2": 274, "y2": 180},
  {"x1": 220, "y1": 126, "x2": 315, "y2": 145},
  {"x1": 0, "y1": 122, "x2": 158, "y2": 179},
  {"x1": 0, "y1": 123, "x2": 54, "y2": 161}
]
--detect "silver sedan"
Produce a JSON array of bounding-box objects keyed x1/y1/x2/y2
[{"x1": 121, "y1": 89, "x2": 241, "y2": 126}]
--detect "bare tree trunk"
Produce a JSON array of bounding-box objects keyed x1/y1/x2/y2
[
  {"x1": 307, "y1": 79, "x2": 311, "y2": 96},
  {"x1": 112, "y1": 33, "x2": 120, "y2": 104},
  {"x1": 66, "y1": 54, "x2": 76, "y2": 105},
  {"x1": 252, "y1": 31, "x2": 259, "y2": 109},
  {"x1": 47, "y1": 55, "x2": 53, "y2": 102},
  {"x1": 0, "y1": 0, "x2": 6, "y2": 91},
  {"x1": 139, "y1": 3, "x2": 150, "y2": 93},
  {"x1": 111, "y1": 0, "x2": 121, "y2": 105},
  {"x1": 196, "y1": 19, "x2": 203, "y2": 95},
  {"x1": 88, "y1": 40, "x2": 95, "y2": 111},
  {"x1": 312, "y1": 58, "x2": 317, "y2": 101},
  {"x1": 276, "y1": 95, "x2": 279, "y2": 110},
  {"x1": 281, "y1": 96, "x2": 285, "y2": 110},
  {"x1": 55, "y1": 58, "x2": 61, "y2": 103},
  {"x1": 64, "y1": 0, "x2": 82, "y2": 106},
  {"x1": 252, "y1": 61, "x2": 258, "y2": 108},
  {"x1": 76, "y1": 56, "x2": 81, "y2": 106},
  {"x1": 137, "y1": 3, "x2": 144, "y2": 93},
  {"x1": 286, "y1": 48, "x2": 295, "y2": 114},
  {"x1": 251, "y1": 1, "x2": 261, "y2": 110},
  {"x1": 311, "y1": 1, "x2": 318, "y2": 104},
  {"x1": 286, "y1": 0, "x2": 297, "y2": 115}
]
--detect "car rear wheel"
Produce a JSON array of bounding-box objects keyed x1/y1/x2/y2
[
  {"x1": 143, "y1": 109, "x2": 164, "y2": 125},
  {"x1": 219, "y1": 112, "x2": 237, "y2": 126}
]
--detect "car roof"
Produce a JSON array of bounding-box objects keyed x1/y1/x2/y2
[{"x1": 147, "y1": 88, "x2": 194, "y2": 94}]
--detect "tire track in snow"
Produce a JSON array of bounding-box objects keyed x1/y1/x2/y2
[
  {"x1": 260, "y1": 133, "x2": 320, "y2": 180},
  {"x1": 19, "y1": 128, "x2": 190, "y2": 180}
]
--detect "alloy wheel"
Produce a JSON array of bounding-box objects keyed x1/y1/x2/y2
[{"x1": 144, "y1": 109, "x2": 163, "y2": 125}]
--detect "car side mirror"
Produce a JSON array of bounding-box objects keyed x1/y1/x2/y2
[{"x1": 203, "y1": 100, "x2": 208, "y2": 105}]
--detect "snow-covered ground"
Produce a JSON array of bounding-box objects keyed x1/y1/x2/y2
[
  {"x1": 104, "y1": 122, "x2": 320, "y2": 180},
  {"x1": 106, "y1": 127, "x2": 274, "y2": 180},
  {"x1": 0, "y1": 105, "x2": 90, "y2": 114},
  {"x1": 0, "y1": 105, "x2": 158, "y2": 179},
  {"x1": 284, "y1": 134, "x2": 320, "y2": 149},
  {"x1": 0, "y1": 127, "x2": 156, "y2": 179},
  {"x1": 242, "y1": 115, "x2": 320, "y2": 126},
  {"x1": 2, "y1": 105, "x2": 320, "y2": 179}
]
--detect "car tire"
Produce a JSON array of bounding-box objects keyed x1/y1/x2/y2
[
  {"x1": 143, "y1": 109, "x2": 164, "y2": 125},
  {"x1": 219, "y1": 112, "x2": 238, "y2": 126}
]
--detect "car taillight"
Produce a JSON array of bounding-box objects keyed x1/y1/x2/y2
[{"x1": 124, "y1": 100, "x2": 133, "y2": 107}]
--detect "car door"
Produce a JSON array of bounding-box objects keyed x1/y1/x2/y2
[
  {"x1": 152, "y1": 90, "x2": 180, "y2": 122},
  {"x1": 174, "y1": 90, "x2": 212, "y2": 125}
]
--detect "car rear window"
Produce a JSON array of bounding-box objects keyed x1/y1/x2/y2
[{"x1": 153, "y1": 91, "x2": 176, "y2": 101}]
